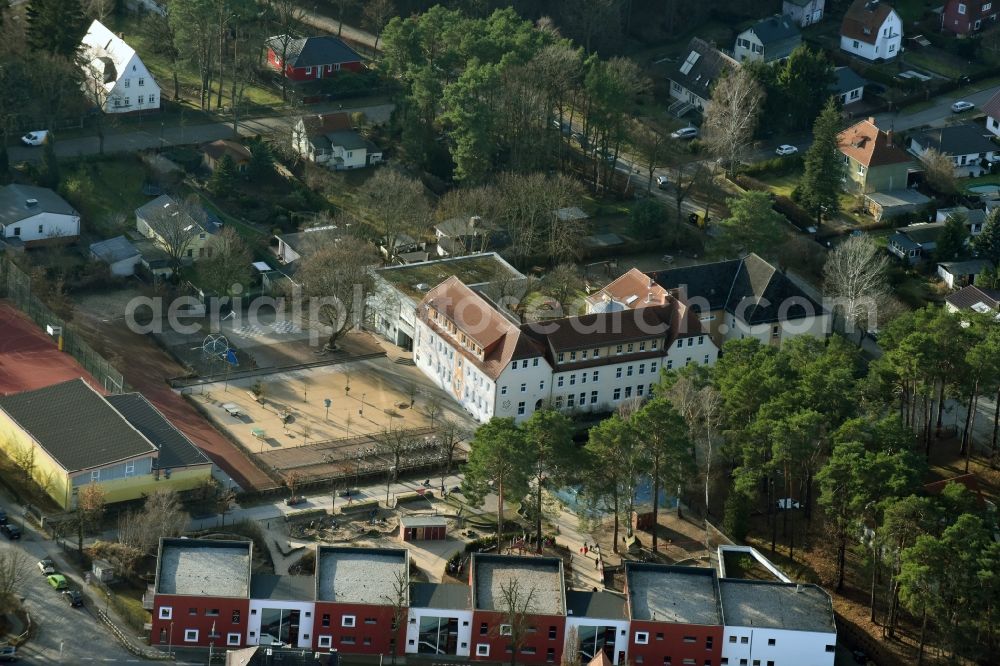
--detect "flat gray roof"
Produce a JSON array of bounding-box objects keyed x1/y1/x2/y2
[
  {"x1": 566, "y1": 590, "x2": 627, "y2": 620},
  {"x1": 157, "y1": 538, "x2": 251, "y2": 597},
  {"x1": 400, "y1": 515, "x2": 448, "y2": 528},
  {"x1": 472, "y1": 554, "x2": 564, "y2": 616},
  {"x1": 375, "y1": 252, "x2": 524, "y2": 302},
  {"x1": 719, "y1": 580, "x2": 836, "y2": 633},
  {"x1": 626, "y1": 564, "x2": 721, "y2": 625},
  {"x1": 250, "y1": 574, "x2": 315, "y2": 601},
  {"x1": 410, "y1": 582, "x2": 471, "y2": 610},
  {"x1": 316, "y1": 547, "x2": 408, "y2": 605}
]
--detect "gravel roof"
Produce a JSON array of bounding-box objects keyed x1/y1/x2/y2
[
  {"x1": 472, "y1": 554, "x2": 564, "y2": 616},
  {"x1": 626, "y1": 564, "x2": 721, "y2": 625},
  {"x1": 719, "y1": 580, "x2": 836, "y2": 633},
  {"x1": 316, "y1": 547, "x2": 408, "y2": 605},
  {"x1": 157, "y1": 538, "x2": 251, "y2": 597}
]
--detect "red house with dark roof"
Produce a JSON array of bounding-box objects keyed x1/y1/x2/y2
[
  {"x1": 469, "y1": 554, "x2": 567, "y2": 664},
  {"x1": 941, "y1": 0, "x2": 999, "y2": 35},
  {"x1": 266, "y1": 35, "x2": 364, "y2": 82}
]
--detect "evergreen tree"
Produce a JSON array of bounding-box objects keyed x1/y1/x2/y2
[
  {"x1": 247, "y1": 139, "x2": 274, "y2": 181},
  {"x1": 717, "y1": 190, "x2": 786, "y2": 257},
  {"x1": 40, "y1": 136, "x2": 60, "y2": 189},
  {"x1": 973, "y1": 207, "x2": 1000, "y2": 265},
  {"x1": 777, "y1": 45, "x2": 836, "y2": 132},
  {"x1": 799, "y1": 98, "x2": 843, "y2": 226},
  {"x1": 209, "y1": 154, "x2": 238, "y2": 196},
  {"x1": 935, "y1": 212, "x2": 968, "y2": 262},
  {"x1": 0, "y1": 145, "x2": 9, "y2": 185},
  {"x1": 26, "y1": 0, "x2": 86, "y2": 57}
]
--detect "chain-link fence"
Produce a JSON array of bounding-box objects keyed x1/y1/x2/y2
[{"x1": 0, "y1": 255, "x2": 128, "y2": 394}]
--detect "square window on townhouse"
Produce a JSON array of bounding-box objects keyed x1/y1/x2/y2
[
  {"x1": 547, "y1": 648, "x2": 555, "y2": 662},
  {"x1": 650, "y1": 362, "x2": 658, "y2": 374},
  {"x1": 616, "y1": 344, "x2": 623, "y2": 354},
  {"x1": 687, "y1": 338, "x2": 694, "y2": 347},
  {"x1": 739, "y1": 661, "x2": 748, "y2": 666},
  {"x1": 579, "y1": 392, "x2": 586, "y2": 405},
  {"x1": 682, "y1": 661, "x2": 695, "y2": 666},
  {"x1": 232, "y1": 610, "x2": 241, "y2": 624},
  {"x1": 533, "y1": 358, "x2": 539, "y2": 366},
  {"x1": 319, "y1": 636, "x2": 332, "y2": 648},
  {"x1": 570, "y1": 374, "x2": 576, "y2": 385},
  {"x1": 540, "y1": 381, "x2": 545, "y2": 391},
  {"x1": 698, "y1": 335, "x2": 704, "y2": 345},
  {"x1": 364, "y1": 618, "x2": 376, "y2": 625},
  {"x1": 593, "y1": 348, "x2": 600, "y2": 358},
  {"x1": 477, "y1": 644, "x2": 491, "y2": 657},
  {"x1": 189, "y1": 608, "x2": 197, "y2": 615},
  {"x1": 363, "y1": 637, "x2": 372, "y2": 646},
  {"x1": 558, "y1": 352, "x2": 565, "y2": 362},
  {"x1": 728, "y1": 636, "x2": 736, "y2": 643},
  {"x1": 91, "y1": 470, "x2": 100, "y2": 482},
  {"x1": 521, "y1": 647, "x2": 537, "y2": 655},
  {"x1": 825, "y1": 645, "x2": 835, "y2": 652},
  {"x1": 683, "y1": 636, "x2": 696, "y2": 643},
  {"x1": 635, "y1": 632, "x2": 649, "y2": 645},
  {"x1": 772, "y1": 325, "x2": 780, "y2": 338},
  {"x1": 592, "y1": 371, "x2": 599, "y2": 381},
  {"x1": 637, "y1": 385, "x2": 644, "y2": 396},
  {"x1": 138, "y1": 95, "x2": 144, "y2": 104},
  {"x1": 639, "y1": 341, "x2": 646, "y2": 351},
  {"x1": 124, "y1": 78, "x2": 130, "y2": 87},
  {"x1": 522, "y1": 360, "x2": 529, "y2": 368},
  {"x1": 613, "y1": 388, "x2": 621, "y2": 400},
  {"x1": 517, "y1": 402, "x2": 525, "y2": 415},
  {"x1": 616, "y1": 368, "x2": 622, "y2": 379},
  {"x1": 706, "y1": 637, "x2": 713, "y2": 649},
  {"x1": 721, "y1": 660, "x2": 728, "y2": 666},
  {"x1": 558, "y1": 377, "x2": 564, "y2": 388},
  {"x1": 159, "y1": 607, "x2": 172, "y2": 620},
  {"x1": 520, "y1": 383, "x2": 526, "y2": 393},
  {"x1": 627, "y1": 343, "x2": 634, "y2": 352},
  {"x1": 480, "y1": 623, "x2": 489, "y2": 635},
  {"x1": 656, "y1": 633, "x2": 664, "y2": 640},
  {"x1": 341, "y1": 636, "x2": 356, "y2": 645},
  {"x1": 636, "y1": 659, "x2": 643, "y2": 665},
  {"x1": 582, "y1": 350, "x2": 588, "y2": 360},
  {"x1": 184, "y1": 629, "x2": 199, "y2": 642},
  {"x1": 627, "y1": 366, "x2": 634, "y2": 377},
  {"x1": 206, "y1": 609, "x2": 220, "y2": 617},
  {"x1": 567, "y1": 395, "x2": 575, "y2": 407},
  {"x1": 767, "y1": 638, "x2": 775, "y2": 646},
  {"x1": 639, "y1": 363, "x2": 645, "y2": 375},
  {"x1": 591, "y1": 391, "x2": 598, "y2": 403},
  {"x1": 581, "y1": 373, "x2": 587, "y2": 384},
  {"x1": 570, "y1": 351, "x2": 577, "y2": 361},
  {"x1": 227, "y1": 633, "x2": 241, "y2": 646},
  {"x1": 753, "y1": 661, "x2": 760, "y2": 666},
  {"x1": 676, "y1": 339, "x2": 683, "y2": 348},
  {"x1": 704, "y1": 354, "x2": 709, "y2": 364},
  {"x1": 555, "y1": 396, "x2": 563, "y2": 409},
  {"x1": 740, "y1": 637, "x2": 749, "y2": 644},
  {"x1": 548, "y1": 626, "x2": 557, "y2": 639},
  {"x1": 342, "y1": 615, "x2": 356, "y2": 627},
  {"x1": 322, "y1": 614, "x2": 330, "y2": 627},
  {"x1": 511, "y1": 362, "x2": 517, "y2": 370},
  {"x1": 959, "y1": 2, "x2": 967, "y2": 13},
  {"x1": 666, "y1": 360, "x2": 673, "y2": 370},
  {"x1": 251, "y1": 610, "x2": 257, "y2": 615},
  {"x1": 501, "y1": 386, "x2": 508, "y2": 395},
  {"x1": 625, "y1": 387, "x2": 632, "y2": 398}
]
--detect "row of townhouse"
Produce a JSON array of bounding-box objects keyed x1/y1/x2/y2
[
  {"x1": 409, "y1": 256, "x2": 828, "y2": 424},
  {"x1": 150, "y1": 539, "x2": 837, "y2": 666}
]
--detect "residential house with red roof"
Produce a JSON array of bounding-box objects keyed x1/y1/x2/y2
[
  {"x1": 837, "y1": 117, "x2": 915, "y2": 193},
  {"x1": 840, "y1": 0, "x2": 902, "y2": 61},
  {"x1": 941, "y1": 0, "x2": 999, "y2": 35}
]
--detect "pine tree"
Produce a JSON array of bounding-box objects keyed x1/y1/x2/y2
[
  {"x1": 935, "y1": 212, "x2": 968, "y2": 262},
  {"x1": 209, "y1": 154, "x2": 237, "y2": 196},
  {"x1": 41, "y1": 136, "x2": 60, "y2": 189},
  {"x1": 0, "y1": 145, "x2": 9, "y2": 185},
  {"x1": 247, "y1": 139, "x2": 274, "y2": 181},
  {"x1": 799, "y1": 97, "x2": 843, "y2": 226},
  {"x1": 973, "y1": 207, "x2": 1000, "y2": 265},
  {"x1": 26, "y1": 0, "x2": 87, "y2": 57}
]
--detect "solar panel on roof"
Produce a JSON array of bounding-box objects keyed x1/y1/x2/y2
[{"x1": 679, "y1": 51, "x2": 701, "y2": 75}]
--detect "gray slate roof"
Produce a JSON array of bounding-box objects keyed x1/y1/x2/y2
[
  {"x1": 670, "y1": 38, "x2": 738, "y2": 102},
  {"x1": 651, "y1": 253, "x2": 825, "y2": 325},
  {"x1": 267, "y1": 35, "x2": 363, "y2": 68},
  {"x1": 90, "y1": 235, "x2": 140, "y2": 264},
  {"x1": 410, "y1": 582, "x2": 471, "y2": 610},
  {"x1": 746, "y1": 14, "x2": 801, "y2": 46},
  {"x1": 136, "y1": 194, "x2": 219, "y2": 235},
  {"x1": 719, "y1": 580, "x2": 836, "y2": 633},
  {"x1": 831, "y1": 66, "x2": 867, "y2": 95},
  {"x1": 945, "y1": 284, "x2": 1000, "y2": 310},
  {"x1": 910, "y1": 124, "x2": 997, "y2": 157},
  {"x1": 566, "y1": 590, "x2": 628, "y2": 620},
  {"x1": 105, "y1": 393, "x2": 211, "y2": 469},
  {"x1": 0, "y1": 184, "x2": 78, "y2": 225},
  {"x1": 938, "y1": 259, "x2": 994, "y2": 276},
  {"x1": 0, "y1": 379, "x2": 157, "y2": 472}
]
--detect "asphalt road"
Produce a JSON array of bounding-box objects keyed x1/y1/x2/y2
[
  {"x1": 7, "y1": 102, "x2": 394, "y2": 163},
  {"x1": 873, "y1": 82, "x2": 1000, "y2": 131}
]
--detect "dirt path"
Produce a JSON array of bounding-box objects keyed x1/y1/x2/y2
[{"x1": 72, "y1": 312, "x2": 274, "y2": 491}]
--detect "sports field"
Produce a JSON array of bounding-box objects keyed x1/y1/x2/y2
[{"x1": 0, "y1": 301, "x2": 102, "y2": 395}]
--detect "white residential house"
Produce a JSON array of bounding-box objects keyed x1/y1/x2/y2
[
  {"x1": 982, "y1": 88, "x2": 1000, "y2": 138},
  {"x1": 90, "y1": 235, "x2": 141, "y2": 276},
  {"x1": 937, "y1": 259, "x2": 994, "y2": 289},
  {"x1": 291, "y1": 113, "x2": 382, "y2": 169},
  {"x1": 80, "y1": 20, "x2": 160, "y2": 113},
  {"x1": 830, "y1": 66, "x2": 867, "y2": 106},
  {"x1": 0, "y1": 184, "x2": 80, "y2": 246},
  {"x1": 733, "y1": 15, "x2": 801, "y2": 63},
  {"x1": 840, "y1": 0, "x2": 902, "y2": 62},
  {"x1": 909, "y1": 124, "x2": 998, "y2": 178},
  {"x1": 668, "y1": 38, "x2": 738, "y2": 114},
  {"x1": 783, "y1": 0, "x2": 826, "y2": 26}
]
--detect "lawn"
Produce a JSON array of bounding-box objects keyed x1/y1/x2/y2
[
  {"x1": 963, "y1": 172, "x2": 1000, "y2": 193},
  {"x1": 894, "y1": 0, "x2": 934, "y2": 23},
  {"x1": 903, "y1": 47, "x2": 985, "y2": 80},
  {"x1": 60, "y1": 156, "x2": 151, "y2": 237}
]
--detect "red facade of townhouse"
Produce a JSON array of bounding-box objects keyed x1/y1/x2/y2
[
  {"x1": 266, "y1": 48, "x2": 364, "y2": 82},
  {"x1": 627, "y1": 620, "x2": 723, "y2": 666},
  {"x1": 471, "y1": 610, "x2": 566, "y2": 664},
  {"x1": 311, "y1": 602, "x2": 405, "y2": 655},
  {"x1": 151, "y1": 595, "x2": 250, "y2": 649},
  {"x1": 941, "y1": 0, "x2": 999, "y2": 34}
]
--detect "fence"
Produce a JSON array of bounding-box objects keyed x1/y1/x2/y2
[{"x1": 0, "y1": 255, "x2": 128, "y2": 394}]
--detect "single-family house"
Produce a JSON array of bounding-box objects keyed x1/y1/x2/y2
[
  {"x1": 266, "y1": 35, "x2": 364, "y2": 82},
  {"x1": 862, "y1": 189, "x2": 932, "y2": 221},
  {"x1": 734, "y1": 15, "x2": 802, "y2": 63},
  {"x1": 840, "y1": 0, "x2": 902, "y2": 61},
  {"x1": 936, "y1": 206, "x2": 987, "y2": 235},
  {"x1": 982, "y1": 87, "x2": 1000, "y2": 137},
  {"x1": 887, "y1": 221, "x2": 947, "y2": 262},
  {"x1": 136, "y1": 194, "x2": 221, "y2": 264},
  {"x1": 292, "y1": 113, "x2": 382, "y2": 170},
  {"x1": 272, "y1": 224, "x2": 353, "y2": 275},
  {"x1": 667, "y1": 38, "x2": 739, "y2": 114},
  {"x1": 783, "y1": 0, "x2": 826, "y2": 26},
  {"x1": 0, "y1": 184, "x2": 80, "y2": 246},
  {"x1": 937, "y1": 259, "x2": 994, "y2": 288},
  {"x1": 90, "y1": 235, "x2": 141, "y2": 276},
  {"x1": 650, "y1": 254, "x2": 831, "y2": 348},
  {"x1": 942, "y1": 0, "x2": 999, "y2": 35},
  {"x1": 908, "y1": 124, "x2": 997, "y2": 177},
  {"x1": 80, "y1": 20, "x2": 160, "y2": 113},
  {"x1": 830, "y1": 66, "x2": 867, "y2": 106},
  {"x1": 944, "y1": 284, "x2": 1000, "y2": 314},
  {"x1": 837, "y1": 117, "x2": 915, "y2": 193},
  {"x1": 433, "y1": 216, "x2": 510, "y2": 257},
  {"x1": 202, "y1": 139, "x2": 251, "y2": 173}
]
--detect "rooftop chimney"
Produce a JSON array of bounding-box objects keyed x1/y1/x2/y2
[
  {"x1": 25, "y1": 199, "x2": 38, "y2": 209},
  {"x1": 886, "y1": 129, "x2": 894, "y2": 146}
]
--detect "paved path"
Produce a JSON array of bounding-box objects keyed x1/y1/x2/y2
[
  {"x1": 551, "y1": 507, "x2": 607, "y2": 591},
  {"x1": 8, "y1": 101, "x2": 394, "y2": 162}
]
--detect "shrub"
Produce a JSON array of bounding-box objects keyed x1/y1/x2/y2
[
  {"x1": 731, "y1": 173, "x2": 770, "y2": 192},
  {"x1": 743, "y1": 153, "x2": 803, "y2": 176},
  {"x1": 630, "y1": 199, "x2": 668, "y2": 240},
  {"x1": 723, "y1": 491, "x2": 751, "y2": 542},
  {"x1": 773, "y1": 195, "x2": 815, "y2": 231}
]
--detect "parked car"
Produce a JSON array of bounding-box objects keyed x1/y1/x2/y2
[
  {"x1": 656, "y1": 175, "x2": 669, "y2": 189},
  {"x1": 0, "y1": 509, "x2": 6, "y2": 525},
  {"x1": 20, "y1": 130, "x2": 49, "y2": 146},
  {"x1": 0, "y1": 645, "x2": 17, "y2": 662},
  {"x1": 37, "y1": 559, "x2": 56, "y2": 575},
  {"x1": 670, "y1": 126, "x2": 699, "y2": 140},
  {"x1": 1, "y1": 524, "x2": 20, "y2": 540},
  {"x1": 62, "y1": 590, "x2": 84, "y2": 607},
  {"x1": 285, "y1": 496, "x2": 306, "y2": 506},
  {"x1": 775, "y1": 144, "x2": 798, "y2": 156},
  {"x1": 47, "y1": 574, "x2": 68, "y2": 590},
  {"x1": 951, "y1": 100, "x2": 975, "y2": 113}
]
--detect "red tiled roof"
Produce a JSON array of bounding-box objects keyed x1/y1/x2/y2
[
  {"x1": 300, "y1": 112, "x2": 352, "y2": 137},
  {"x1": 837, "y1": 117, "x2": 912, "y2": 168},
  {"x1": 584, "y1": 267, "x2": 672, "y2": 310},
  {"x1": 841, "y1": 0, "x2": 895, "y2": 45}
]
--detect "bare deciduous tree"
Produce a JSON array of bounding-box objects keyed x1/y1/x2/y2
[
  {"x1": 824, "y1": 235, "x2": 890, "y2": 343},
  {"x1": 495, "y1": 577, "x2": 537, "y2": 666},
  {"x1": 665, "y1": 372, "x2": 722, "y2": 513},
  {"x1": 201, "y1": 227, "x2": 252, "y2": 297},
  {"x1": 919, "y1": 147, "x2": 958, "y2": 196},
  {"x1": 292, "y1": 236, "x2": 379, "y2": 351},
  {"x1": 11, "y1": 439, "x2": 34, "y2": 481},
  {"x1": 382, "y1": 570, "x2": 408, "y2": 665},
  {"x1": 362, "y1": 0, "x2": 396, "y2": 50},
  {"x1": 265, "y1": 0, "x2": 307, "y2": 101},
  {"x1": 77, "y1": 482, "x2": 106, "y2": 556},
  {"x1": 359, "y1": 169, "x2": 430, "y2": 261},
  {"x1": 436, "y1": 418, "x2": 469, "y2": 489},
  {"x1": 561, "y1": 626, "x2": 582, "y2": 666},
  {"x1": 0, "y1": 546, "x2": 31, "y2": 597},
  {"x1": 631, "y1": 120, "x2": 669, "y2": 194},
  {"x1": 373, "y1": 428, "x2": 414, "y2": 481},
  {"x1": 142, "y1": 196, "x2": 205, "y2": 274},
  {"x1": 702, "y1": 66, "x2": 764, "y2": 176}
]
